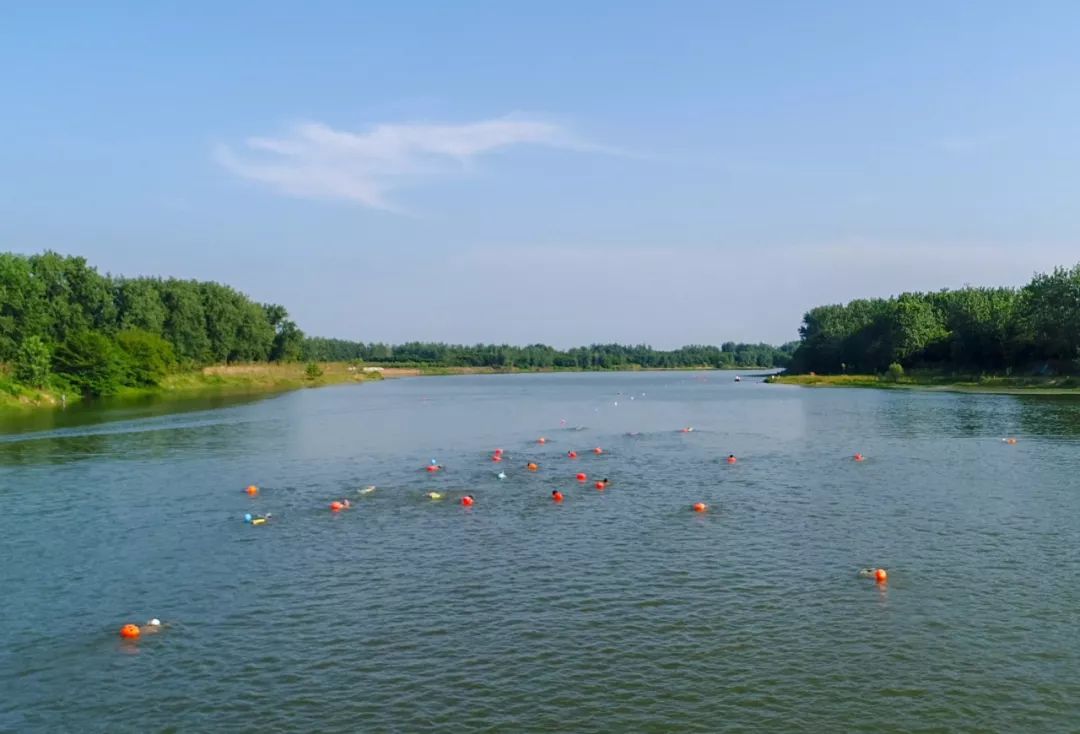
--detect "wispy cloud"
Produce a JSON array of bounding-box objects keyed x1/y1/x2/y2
[{"x1": 216, "y1": 115, "x2": 609, "y2": 211}]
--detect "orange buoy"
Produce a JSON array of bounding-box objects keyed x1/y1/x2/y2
[
  {"x1": 854, "y1": 453, "x2": 864, "y2": 462},
  {"x1": 461, "y1": 495, "x2": 475, "y2": 507},
  {"x1": 245, "y1": 485, "x2": 258, "y2": 496},
  {"x1": 330, "y1": 501, "x2": 343, "y2": 512},
  {"x1": 492, "y1": 455, "x2": 502, "y2": 462},
  {"x1": 595, "y1": 481, "x2": 605, "y2": 490},
  {"x1": 693, "y1": 502, "x2": 707, "y2": 513},
  {"x1": 875, "y1": 568, "x2": 888, "y2": 583},
  {"x1": 726, "y1": 455, "x2": 737, "y2": 464},
  {"x1": 593, "y1": 447, "x2": 603, "y2": 454},
  {"x1": 567, "y1": 451, "x2": 578, "y2": 459},
  {"x1": 537, "y1": 437, "x2": 547, "y2": 444},
  {"x1": 527, "y1": 463, "x2": 539, "y2": 472},
  {"x1": 119, "y1": 624, "x2": 140, "y2": 640},
  {"x1": 552, "y1": 490, "x2": 564, "y2": 503},
  {"x1": 576, "y1": 472, "x2": 587, "y2": 481}
]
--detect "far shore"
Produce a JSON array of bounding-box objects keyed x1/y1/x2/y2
[
  {"x1": 766, "y1": 372, "x2": 1080, "y2": 396},
  {"x1": 0, "y1": 362, "x2": 775, "y2": 413}
]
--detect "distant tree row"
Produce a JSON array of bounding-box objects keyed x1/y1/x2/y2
[
  {"x1": 0, "y1": 250, "x2": 795, "y2": 398},
  {"x1": 301, "y1": 339, "x2": 797, "y2": 370},
  {"x1": 789, "y1": 264, "x2": 1080, "y2": 375},
  {"x1": 0, "y1": 251, "x2": 303, "y2": 395}
]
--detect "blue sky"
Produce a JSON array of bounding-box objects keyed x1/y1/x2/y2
[{"x1": 3, "y1": 1, "x2": 1079, "y2": 346}]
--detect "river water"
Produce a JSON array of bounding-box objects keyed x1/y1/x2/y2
[{"x1": 1, "y1": 372, "x2": 1079, "y2": 733}]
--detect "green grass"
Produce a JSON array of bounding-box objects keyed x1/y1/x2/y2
[
  {"x1": 0, "y1": 362, "x2": 383, "y2": 413},
  {"x1": 767, "y1": 372, "x2": 1080, "y2": 394}
]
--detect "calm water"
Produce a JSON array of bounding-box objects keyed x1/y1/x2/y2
[{"x1": 2, "y1": 372, "x2": 1079, "y2": 733}]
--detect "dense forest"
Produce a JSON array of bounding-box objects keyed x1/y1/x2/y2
[
  {"x1": 302, "y1": 339, "x2": 796, "y2": 371},
  {"x1": 0, "y1": 251, "x2": 304, "y2": 396},
  {"x1": 789, "y1": 264, "x2": 1080, "y2": 376},
  {"x1": 0, "y1": 251, "x2": 792, "y2": 398}
]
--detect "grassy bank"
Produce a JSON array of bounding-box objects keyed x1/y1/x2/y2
[
  {"x1": 767, "y1": 372, "x2": 1080, "y2": 395},
  {"x1": 0, "y1": 362, "x2": 773, "y2": 413},
  {"x1": 0, "y1": 362, "x2": 383, "y2": 412}
]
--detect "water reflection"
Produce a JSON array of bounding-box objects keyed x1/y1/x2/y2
[{"x1": 0, "y1": 391, "x2": 274, "y2": 438}]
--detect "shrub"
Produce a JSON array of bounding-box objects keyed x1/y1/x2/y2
[
  {"x1": 52, "y1": 331, "x2": 124, "y2": 396},
  {"x1": 116, "y1": 329, "x2": 176, "y2": 386},
  {"x1": 885, "y1": 362, "x2": 905, "y2": 382},
  {"x1": 305, "y1": 362, "x2": 324, "y2": 379},
  {"x1": 14, "y1": 336, "x2": 51, "y2": 388}
]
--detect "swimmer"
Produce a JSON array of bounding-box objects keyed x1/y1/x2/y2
[
  {"x1": 857, "y1": 568, "x2": 881, "y2": 579},
  {"x1": 140, "y1": 618, "x2": 164, "y2": 635},
  {"x1": 599, "y1": 478, "x2": 610, "y2": 487},
  {"x1": 358, "y1": 486, "x2": 376, "y2": 495},
  {"x1": 497, "y1": 471, "x2": 507, "y2": 480},
  {"x1": 426, "y1": 491, "x2": 444, "y2": 501}
]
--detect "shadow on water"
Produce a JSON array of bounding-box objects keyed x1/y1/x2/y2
[
  {"x1": 0, "y1": 391, "x2": 275, "y2": 438},
  {"x1": 0, "y1": 392, "x2": 279, "y2": 467},
  {"x1": 1016, "y1": 394, "x2": 1080, "y2": 438}
]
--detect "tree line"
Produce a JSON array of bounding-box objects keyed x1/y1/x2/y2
[
  {"x1": 301, "y1": 339, "x2": 796, "y2": 370},
  {"x1": 0, "y1": 251, "x2": 303, "y2": 396},
  {"x1": 0, "y1": 250, "x2": 793, "y2": 397},
  {"x1": 789, "y1": 264, "x2": 1080, "y2": 375}
]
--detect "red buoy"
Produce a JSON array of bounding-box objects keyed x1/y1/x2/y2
[
  {"x1": 593, "y1": 447, "x2": 603, "y2": 454},
  {"x1": 527, "y1": 463, "x2": 539, "y2": 472},
  {"x1": 330, "y1": 501, "x2": 343, "y2": 512},
  {"x1": 726, "y1": 455, "x2": 737, "y2": 464},
  {"x1": 119, "y1": 624, "x2": 140, "y2": 640},
  {"x1": 494, "y1": 448, "x2": 503, "y2": 455},
  {"x1": 552, "y1": 490, "x2": 564, "y2": 503},
  {"x1": 492, "y1": 455, "x2": 502, "y2": 462},
  {"x1": 693, "y1": 502, "x2": 707, "y2": 513},
  {"x1": 461, "y1": 495, "x2": 475, "y2": 507},
  {"x1": 595, "y1": 481, "x2": 605, "y2": 490},
  {"x1": 567, "y1": 451, "x2": 578, "y2": 459},
  {"x1": 426, "y1": 465, "x2": 439, "y2": 473},
  {"x1": 537, "y1": 437, "x2": 547, "y2": 444},
  {"x1": 576, "y1": 472, "x2": 587, "y2": 481},
  {"x1": 875, "y1": 568, "x2": 888, "y2": 583},
  {"x1": 854, "y1": 453, "x2": 864, "y2": 462}
]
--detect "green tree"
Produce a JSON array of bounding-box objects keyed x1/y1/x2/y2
[
  {"x1": 14, "y1": 336, "x2": 51, "y2": 388},
  {"x1": 116, "y1": 329, "x2": 176, "y2": 386},
  {"x1": 52, "y1": 331, "x2": 124, "y2": 397},
  {"x1": 116, "y1": 278, "x2": 167, "y2": 333}
]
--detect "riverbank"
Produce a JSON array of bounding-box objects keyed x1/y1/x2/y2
[
  {"x1": 767, "y1": 373, "x2": 1080, "y2": 395},
  {"x1": 0, "y1": 362, "x2": 776, "y2": 413},
  {"x1": 0, "y1": 362, "x2": 383, "y2": 412}
]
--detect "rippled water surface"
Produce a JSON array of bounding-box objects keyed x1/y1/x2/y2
[{"x1": 3, "y1": 372, "x2": 1080, "y2": 733}]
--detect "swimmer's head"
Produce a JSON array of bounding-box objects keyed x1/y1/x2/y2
[{"x1": 148, "y1": 618, "x2": 161, "y2": 627}]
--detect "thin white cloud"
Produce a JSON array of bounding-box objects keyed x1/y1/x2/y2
[{"x1": 216, "y1": 116, "x2": 607, "y2": 211}]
